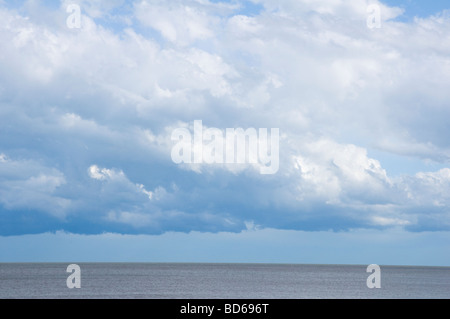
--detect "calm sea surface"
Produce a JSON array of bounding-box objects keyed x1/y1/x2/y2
[{"x1": 0, "y1": 263, "x2": 449, "y2": 299}]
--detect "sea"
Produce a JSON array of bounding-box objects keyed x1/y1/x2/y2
[{"x1": 0, "y1": 263, "x2": 449, "y2": 299}]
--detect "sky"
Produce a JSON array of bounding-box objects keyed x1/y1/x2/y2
[{"x1": 0, "y1": 0, "x2": 449, "y2": 266}]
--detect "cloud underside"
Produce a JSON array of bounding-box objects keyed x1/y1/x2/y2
[{"x1": 0, "y1": 0, "x2": 450, "y2": 235}]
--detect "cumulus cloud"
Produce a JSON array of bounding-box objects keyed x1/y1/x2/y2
[
  {"x1": 0, "y1": 1, "x2": 449, "y2": 235},
  {"x1": 134, "y1": 0, "x2": 218, "y2": 45},
  {"x1": 292, "y1": 139, "x2": 393, "y2": 204},
  {"x1": 88, "y1": 164, "x2": 157, "y2": 200}
]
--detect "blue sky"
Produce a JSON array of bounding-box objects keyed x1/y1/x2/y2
[
  {"x1": 382, "y1": 0, "x2": 449, "y2": 20},
  {"x1": 0, "y1": 0, "x2": 449, "y2": 265}
]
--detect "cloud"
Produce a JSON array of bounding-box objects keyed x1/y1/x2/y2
[
  {"x1": 88, "y1": 164, "x2": 157, "y2": 201},
  {"x1": 292, "y1": 139, "x2": 392, "y2": 204},
  {"x1": 0, "y1": 154, "x2": 69, "y2": 218},
  {"x1": 106, "y1": 210, "x2": 153, "y2": 228},
  {"x1": 134, "y1": 0, "x2": 218, "y2": 45},
  {"x1": 0, "y1": 1, "x2": 449, "y2": 236},
  {"x1": 61, "y1": 0, "x2": 127, "y2": 19},
  {"x1": 253, "y1": 0, "x2": 404, "y2": 20}
]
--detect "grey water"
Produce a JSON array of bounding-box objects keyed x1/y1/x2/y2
[{"x1": 0, "y1": 263, "x2": 449, "y2": 299}]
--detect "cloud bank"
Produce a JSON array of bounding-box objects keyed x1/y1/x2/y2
[{"x1": 1, "y1": 0, "x2": 450, "y2": 236}]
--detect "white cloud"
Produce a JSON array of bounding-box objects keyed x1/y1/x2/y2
[
  {"x1": 402, "y1": 168, "x2": 450, "y2": 207},
  {"x1": 134, "y1": 0, "x2": 218, "y2": 45},
  {"x1": 227, "y1": 15, "x2": 262, "y2": 35},
  {"x1": 88, "y1": 165, "x2": 123, "y2": 181},
  {"x1": 1, "y1": 1, "x2": 450, "y2": 235},
  {"x1": 371, "y1": 215, "x2": 411, "y2": 226},
  {"x1": 61, "y1": 0, "x2": 127, "y2": 19},
  {"x1": 88, "y1": 165, "x2": 163, "y2": 201},
  {"x1": 0, "y1": 154, "x2": 70, "y2": 218},
  {"x1": 292, "y1": 139, "x2": 392, "y2": 204},
  {"x1": 253, "y1": 0, "x2": 404, "y2": 20}
]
